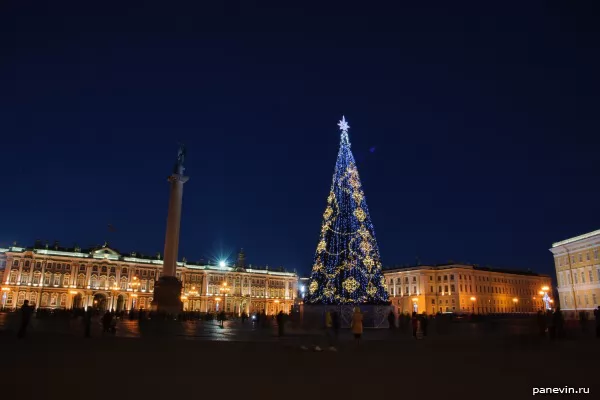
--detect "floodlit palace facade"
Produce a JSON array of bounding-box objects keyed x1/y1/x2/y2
[
  {"x1": 383, "y1": 264, "x2": 552, "y2": 315},
  {"x1": 0, "y1": 243, "x2": 297, "y2": 315},
  {"x1": 550, "y1": 229, "x2": 600, "y2": 317}
]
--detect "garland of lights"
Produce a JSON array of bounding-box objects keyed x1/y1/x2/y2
[{"x1": 305, "y1": 116, "x2": 390, "y2": 305}]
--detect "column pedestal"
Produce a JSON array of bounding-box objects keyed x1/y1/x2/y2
[{"x1": 151, "y1": 276, "x2": 182, "y2": 314}]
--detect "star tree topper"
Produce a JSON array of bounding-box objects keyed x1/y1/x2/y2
[{"x1": 338, "y1": 116, "x2": 350, "y2": 146}]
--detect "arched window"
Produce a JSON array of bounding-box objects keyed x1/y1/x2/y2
[
  {"x1": 33, "y1": 272, "x2": 41, "y2": 285},
  {"x1": 9, "y1": 270, "x2": 17, "y2": 284},
  {"x1": 77, "y1": 274, "x2": 85, "y2": 287},
  {"x1": 108, "y1": 276, "x2": 116, "y2": 289},
  {"x1": 99, "y1": 275, "x2": 107, "y2": 289},
  {"x1": 60, "y1": 293, "x2": 67, "y2": 307},
  {"x1": 139, "y1": 298, "x2": 146, "y2": 309},
  {"x1": 50, "y1": 293, "x2": 57, "y2": 306},
  {"x1": 25, "y1": 260, "x2": 30, "y2": 267},
  {"x1": 120, "y1": 277, "x2": 128, "y2": 290},
  {"x1": 53, "y1": 274, "x2": 61, "y2": 286},
  {"x1": 17, "y1": 292, "x2": 26, "y2": 305},
  {"x1": 41, "y1": 293, "x2": 49, "y2": 307},
  {"x1": 90, "y1": 275, "x2": 98, "y2": 288},
  {"x1": 29, "y1": 292, "x2": 37, "y2": 304},
  {"x1": 44, "y1": 273, "x2": 51, "y2": 285},
  {"x1": 63, "y1": 274, "x2": 70, "y2": 287},
  {"x1": 6, "y1": 292, "x2": 14, "y2": 305}
]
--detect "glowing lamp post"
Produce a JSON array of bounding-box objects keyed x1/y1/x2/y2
[
  {"x1": 131, "y1": 293, "x2": 138, "y2": 310},
  {"x1": 219, "y1": 281, "x2": 230, "y2": 313},
  {"x1": 512, "y1": 297, "x2": 518, "y2": 313},
  {"x1": 1, "y1": 287, "x2": 10, "y2": 309},
  {"x1": 540, "y1": 286, "x2": 551, "y2": 310},
  {"x1": 470, "y1": 296, "x2": 476, "y2": 314}
]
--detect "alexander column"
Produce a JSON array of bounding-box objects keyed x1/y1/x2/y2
[{"x1": 152, "y1": 144, "x2": 189, "y2": 313}]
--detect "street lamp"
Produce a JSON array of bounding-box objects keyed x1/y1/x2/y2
[
  {"x1": 540, "y1": 286, "x2": 551, "y2": 310},
  {"x1": 131, "y1": 293, "x2": 138, "y2": 310},
  {"x1": 1, "y1": 287, "x2": 10, "y2": 309},
  {"x1": 470, "y1": 296, "x2": 476, "y2": 314},
  {"x1": 512, "y1": 297, "x2": 518, "y2": 313},
  {"x1": 220, "y1": 281, "x2": 230, "y2": 313},
  {"x1": 215, "y1": 297, "x2": 222, "y2": 312},
  {"x1": 130, "y1": 276, "x2": 140, "y2": 292}
]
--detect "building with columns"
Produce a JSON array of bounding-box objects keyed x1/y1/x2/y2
[
  {"x1": 550, "y1": 229, "x2": 600, "y2": 317},
  {"x1": 383, "y1": 264, "x2": 552, "y2": 315},
  {"x1": 0, "y1": 243, "x2": 297, "y2": 316}
]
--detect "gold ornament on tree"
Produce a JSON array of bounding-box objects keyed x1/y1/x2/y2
[
  {"x1": 354, "y1": 208, "x2": 366, "y2": 222},
  {"x1": 323, "y1": 206, "x2": 333, "y2": 220},
  {"x1": 317, "y1": 240, "x2": 326, "y2": 253},
  {"x1": 366, "y1": 281, "x2": 377, "y2": 296},
  {"x1": 353, "y1": 191, "x2": 364, "y2": 204},
  {"x1": 360, "y1": 240, "x2": 372, "y2": 254},
  {"x1": 342, "y1": 277, "x2": 360, "y2": 293},
  {"x1": 309, "y1": 281, "x2": 319, "y2": 294}
]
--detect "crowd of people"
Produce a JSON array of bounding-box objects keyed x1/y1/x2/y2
[{"x1": 11, "y1": 301, "x2": 600, "y2": 343}]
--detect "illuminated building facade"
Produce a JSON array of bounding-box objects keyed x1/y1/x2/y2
[
  {"x1": 383, "y1": 264, "x2": 552, "y2": 315},
  {"x1": 550, "y1": 229, "x2": 600, "y2": 317},
  {"x1": 0, "y1": 244, "x2": 297, "y2": 315}
]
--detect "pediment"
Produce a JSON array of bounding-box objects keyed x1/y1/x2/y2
[{"x1": 92, "y1": 247, "x2": 120, "y2": 257}]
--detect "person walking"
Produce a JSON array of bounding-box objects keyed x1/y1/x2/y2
[
  {"x1": 594, "y1": 306, "x2": 600, "y2": 338},
  {"x1": 411, "y1": 312, "x2": 419, "y2": 339},
  {"x1": 388, "y1": 310, "x2": 396, "y2": 330},
  {"x1": 17, "y1": 300, "x2": 33, "y2": 339},
  {"x1": 332, "y1": 310, "x2": 340, "y2": 342},
  {"x1": 276, "y1": 311, "x2": 285, "y2": 337},
  {"x1": 421, "y1": 312, "x2": 429, "y2": 337},
  {"x1": 351, "y1": 307, "x2": 363, "y2": 346},
  {"x1": 84, "y1": 306, "x2": 93, "y2": 338},
  {"x1": 324, "y1": 310, "x2": 337, "y2": 351}
]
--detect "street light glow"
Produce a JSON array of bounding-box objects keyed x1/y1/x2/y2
[{"x1": 219, "y1": 260, "x2": 226, "y2": 268}]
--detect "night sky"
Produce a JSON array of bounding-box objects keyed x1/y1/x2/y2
[{"x1": 1, "y1": 1, "x2": 599, "y2": 277}]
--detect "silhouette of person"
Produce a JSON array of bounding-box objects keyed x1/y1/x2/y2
[{"x1": 17, "y1": 300, "x2": 33, "y2": 339}]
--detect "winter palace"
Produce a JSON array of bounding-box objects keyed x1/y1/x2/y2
[{"x1": 0, "y1": 243, "x2": 298, "y2": 316}]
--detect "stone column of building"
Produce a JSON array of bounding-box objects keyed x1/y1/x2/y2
[{"x1": 152, "y1": 145, "x2": 188, "y2": 313}]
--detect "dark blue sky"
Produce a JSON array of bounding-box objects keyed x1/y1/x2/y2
[{"x1": 1, "y1": 1, "x2": 598, "y2": 276}]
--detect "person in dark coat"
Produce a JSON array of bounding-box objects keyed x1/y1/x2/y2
[
  {"x1": 388, "y1": 311, "x2": 396, "y2": 329},
  {"x1": 411, "y1": 312, "x2": 418, "y2": 339},
  {"x1": 84, "y1": 306, "x2": 93, "y2": 338},
  {"x1": 331, "y1": 310, "x2": 340, "y2": 339},
  {"x1": 553, "y1": 307, "x2": 564, "y2": 339},
  {"x1": 537, "y1": 310, "x2": 547, "y2": 337},
  {"x1": 102, "y1": 311, "x2": 112, "y2": 333},
  {"x1": 276, "y1": 311, "x2": 285, "y2": 337},
  {"x1": 420, "y1": 312, "x2": 429, "y2": 337},
  {"x1": 17, "y1": 300, "x2": 33, "y2": 339}
]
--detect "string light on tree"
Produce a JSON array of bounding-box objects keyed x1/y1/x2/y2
[{"x1": 305, "y1": 116, "x2": 389, "y2": 305}]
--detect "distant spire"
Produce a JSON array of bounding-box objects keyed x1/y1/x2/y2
[{"x1": 236, "y1": 248, "x2": 246, "y2": 269}]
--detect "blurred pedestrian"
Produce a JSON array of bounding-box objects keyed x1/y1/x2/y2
[
  {"x1": 84, "y1": 307, "x2": 93, "y2": 338},
  {"x1": 411, "y1": 312, "x2": 419, "y2": 339},
  {"x1": 17, "y1": 300, "x2": 33, "y2": 339},
  {"x1": 351, "y1": 307, "x2": 363, "y2": 346},
  {"x1": 421, "y1": 312, "x2": 429, "y2": 337}
]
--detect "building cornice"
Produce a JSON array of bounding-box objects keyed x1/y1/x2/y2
[{"x1": 551, "y1": 229, "x2": 600, "y2": 249}]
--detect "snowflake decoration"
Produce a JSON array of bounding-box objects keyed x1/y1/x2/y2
[
  {"x1": 354, "y1": 208, "x2": 366, "y2": 222},
  {"x1": 353, "y1": 191, "x2": 364, "y2": 204},
  {"x1": 363, "y1": 255, "x2": 374, "y2": 271},
  {"x1": 342, "y1": 277, "x2": 360, "y2": 294},
  {"x1": 360, "y1": 240, "x2": 372, "y2": 254},
  {"x1": 366, "y1": 282, "x2": 377, "y2": 297}
]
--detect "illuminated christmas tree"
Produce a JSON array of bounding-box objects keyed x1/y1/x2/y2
[{"x1": 306, "y1": 117, "x2": 389, "y2": 305}]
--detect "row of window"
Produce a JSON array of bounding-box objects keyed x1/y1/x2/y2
[
  {"x1": 559, "y1": 268, "x2": 600, "y2": 286},
  {"x1": 390, "y1": 273, "x2": 543, "y2": 287},
  {"x1": 557, "y1": 249, "x2": 599, "y2": 266},
  {"x1": 562, "y1": 293, "x2": 598, "y2": 307}
]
